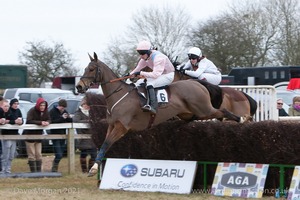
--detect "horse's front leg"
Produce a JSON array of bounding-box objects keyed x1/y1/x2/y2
[{"x1": 88, "y1": 121, "x2": 128, "y2": 177}]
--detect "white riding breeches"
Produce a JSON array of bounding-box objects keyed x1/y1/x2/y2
[
  {"x1": 135, "y1": 72, "x2": 174, "y2": 88},
  {"x1": 199, "y1": 73, "x2": 222, "y2": 85}
]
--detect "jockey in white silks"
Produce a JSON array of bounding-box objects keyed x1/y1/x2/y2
[{"x1": 178, "y1": 47, "x2": 222, "y2": 85}]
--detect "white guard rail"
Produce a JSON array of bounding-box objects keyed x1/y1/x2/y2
[{"x1": 221, "y1": 85, "x2": 278, "y2": 121}]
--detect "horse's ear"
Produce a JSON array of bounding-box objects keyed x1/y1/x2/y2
[
  {"x1": 94, "y1": 52, "x2": 98, "y2": 61},
  {"x1": 88, "y1": 53, "x2": 93, "y2": 61}
]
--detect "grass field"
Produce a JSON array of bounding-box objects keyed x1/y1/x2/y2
[{"x1": 0, "y1": 155, "x2": 285, "y2": 200}]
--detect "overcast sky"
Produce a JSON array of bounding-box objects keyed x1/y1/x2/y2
[{"x1": 0, "y1": 0, "x2": 234, "y2": 71}]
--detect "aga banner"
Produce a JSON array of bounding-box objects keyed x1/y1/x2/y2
[{"x1": 211, "y1": 162, "x2": 269, "y2": 198}]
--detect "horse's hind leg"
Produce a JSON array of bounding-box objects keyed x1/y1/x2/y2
[
  {"x1": 221, "y1": 108, "x2": 244, "y2": 122},
  {"x1": 88, "y1": 121, "x2": 128, "y2": 177}
]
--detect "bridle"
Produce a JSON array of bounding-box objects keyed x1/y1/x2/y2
[
  {"x1": 79, "y1": 61, "x2": 125, "y2": 99},
  {"x1": 79, "y1": 61, "x2": 101, "y2": 87}
]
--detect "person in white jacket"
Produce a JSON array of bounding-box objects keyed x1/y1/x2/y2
[
  {"x1": 178, "y1": 47, "x2": 221, "y2": 85},
  {"x1": 130, "y1": 40, "x2": 175, "y2": 114}
]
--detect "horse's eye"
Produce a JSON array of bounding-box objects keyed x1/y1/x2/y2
[{"x1": 88, "y1": 65, "x2": 96, "y2": 71}]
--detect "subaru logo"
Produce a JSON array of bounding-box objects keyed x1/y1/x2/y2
[{"x1": 120, "y1": 164, "x2": 138, "y2": 178}]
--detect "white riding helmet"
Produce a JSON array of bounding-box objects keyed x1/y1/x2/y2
[
  {"x1": 188, "y1": 47, "x2": 202, "y2": 57},
  {"x1": 136, "y1": 40, "x2": 152, "y2": 56},
  {"x1": 136, "y1": 40, "x2": 151, "y2": 50}
]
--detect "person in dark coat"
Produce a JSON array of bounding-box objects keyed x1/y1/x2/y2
[
  {"x1": 73, "y1": 97, "x2": 96, "y2": 173},
  {"x1": 24, "y1": 97, "x2": 50, "y2": 172},
  {"x1": 1, "y1": 98, "x2": 23, "y2": 174},
  {"x1": 49, "y1": 99, "x2": 72, "y2": 172},
  {"x1": 277, "y1": 98, "x2": 289, "y2": 116}
]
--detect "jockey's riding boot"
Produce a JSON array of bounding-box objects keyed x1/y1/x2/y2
[
  {"x1": 36, "y1": 160, "x2": 42, "y2": 172},
  {"x1": 28, "y1": 160, "x2": 36, "y2": 173},
  {"x1": 142, "y1": 85, "x2": 157, "y2": 114}
]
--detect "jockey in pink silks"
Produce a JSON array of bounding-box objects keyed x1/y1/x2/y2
[{"x1": 130, "y1": 40, "x2": 174, "y2": 114}]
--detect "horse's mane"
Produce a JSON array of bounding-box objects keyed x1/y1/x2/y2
[{"x1": 94, "y1": 59, "x2": 130, "y2": 84}]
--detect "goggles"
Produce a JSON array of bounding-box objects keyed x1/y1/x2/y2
[
  {"x1": 137, "y1": 50, "x2": 149, "y2": 55},
  {"x1": 188, "y1": 54, "x2": 199, "y2": 60}
]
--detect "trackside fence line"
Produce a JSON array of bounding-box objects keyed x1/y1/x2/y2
[
  {"x1": 0, "y1": 123, "x2": 89, "y2": 174},
  {"x1": 279, "y1": 116, "x2": 300, "y2": 121}
]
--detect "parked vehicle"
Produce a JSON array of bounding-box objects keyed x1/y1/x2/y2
[
  {"x1": 3, "y1": 88, "x2": 76, "y2": 103},
  {"x1": 47, "y1": 96, "x2": 83, "y2": 117}
]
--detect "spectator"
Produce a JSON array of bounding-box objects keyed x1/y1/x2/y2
[
  {"x1": 73, "y1": 97, "x2": 96, "y2": 173},
  {"x1": 24, "y1": 98, "x2": 50, "y2": 172},
  {"x1": 288, "y1": 96, "x2": 300, "y2": 116},
  {"x1": 0, "y1": 99, "x2": 10, "y2": 173},
  {"x1": 49, "y1": 99, "x2": 72, "y2": 172},
  {"x1": 277, "y1": 98, "x2": 288, "y2": 116},
  {"x1": 1, "y1": 99, "x2": 23, "y2": 174}
]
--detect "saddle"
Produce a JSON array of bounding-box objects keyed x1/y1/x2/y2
[{"x1": 136, "y1": 84, "x2": 169, "y2": 108}]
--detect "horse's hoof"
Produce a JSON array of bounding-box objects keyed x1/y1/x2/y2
[
  {"x1": 87, "y1": 168, "x2": 98, "y2": 177},
  {"x1": 240, "y1": 115, "x2": 252, "y2": 123},
  {"x1": 87, "y1": 162, "x2": 100, "y2": 177}
]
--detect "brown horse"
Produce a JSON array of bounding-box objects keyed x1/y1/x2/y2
[
  {"x1": 173, "y1": 69, "x2": 257, "y2": 120},
  {"x1": 76, "y1": 52, "x2": 246, "y2": 176}
]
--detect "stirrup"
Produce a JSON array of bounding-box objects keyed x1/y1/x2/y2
[{"x1": 141, "y1": 105, "x2": 156, "y2": 114}]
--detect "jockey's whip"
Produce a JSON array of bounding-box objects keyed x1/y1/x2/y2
[{"x1": 101, "y1": 74, "x2": 144, "y2": 85}]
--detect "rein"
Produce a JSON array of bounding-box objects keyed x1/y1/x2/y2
[
  {"x1": 100, "y1": 75, "x2": 134, "y2": 85},
  {"x1": 101, "y1": 75, "x2": 139, "y2": 99}
]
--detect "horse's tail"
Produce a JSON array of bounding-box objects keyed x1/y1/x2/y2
[{"x1": 242, "y1": 92, "x2": 257, "y2": 116}]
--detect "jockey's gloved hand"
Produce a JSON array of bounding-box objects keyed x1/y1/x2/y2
[
  {"x1": 133, "y1": 71, "x2": 140, "y2": 77},
  {"x1": 176, "y1": 64, "x2": 185, "y2": 71},
  {"x1": 122, "y1": 73, "x2": 130, "y2": 82},
  {"x1": 123, "y1": 72, "x2": 130, "y2": 77},
  {"x1": 181, "y1": 69, "x2": 186, "y2": 74}
]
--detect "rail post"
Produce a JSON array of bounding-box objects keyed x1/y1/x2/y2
[{"x1": 67, "y1": 127, "x2": 75, "y2": 174}]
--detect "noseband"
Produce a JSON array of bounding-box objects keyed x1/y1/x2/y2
[{"x1": 80, "y1": 62, "x2": 101, "y2": 89}]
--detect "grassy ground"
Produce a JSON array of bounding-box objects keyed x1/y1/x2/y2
[{"x1": 0, "y1": 155, "x2": 285, "y2": 200}]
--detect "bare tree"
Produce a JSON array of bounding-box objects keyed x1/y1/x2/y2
[
  {"x1": 102, "y1": 4, "x2": 191, "y2": 75},
  {"x1": 271, "y1": 0, "x2": 300, "y2": 65},
  {"x1": 190, "y1": 1, "x2": 277, "y2": 73},
  {"x1": 189, "y1": 0, "x2": 300, "y2": 73},
  {"x1": 19, "y1": 40, "x2": 79, "y2": 87},
  {"x1": 102, "y1": 37, "x2": 140, "y2": 75}
]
